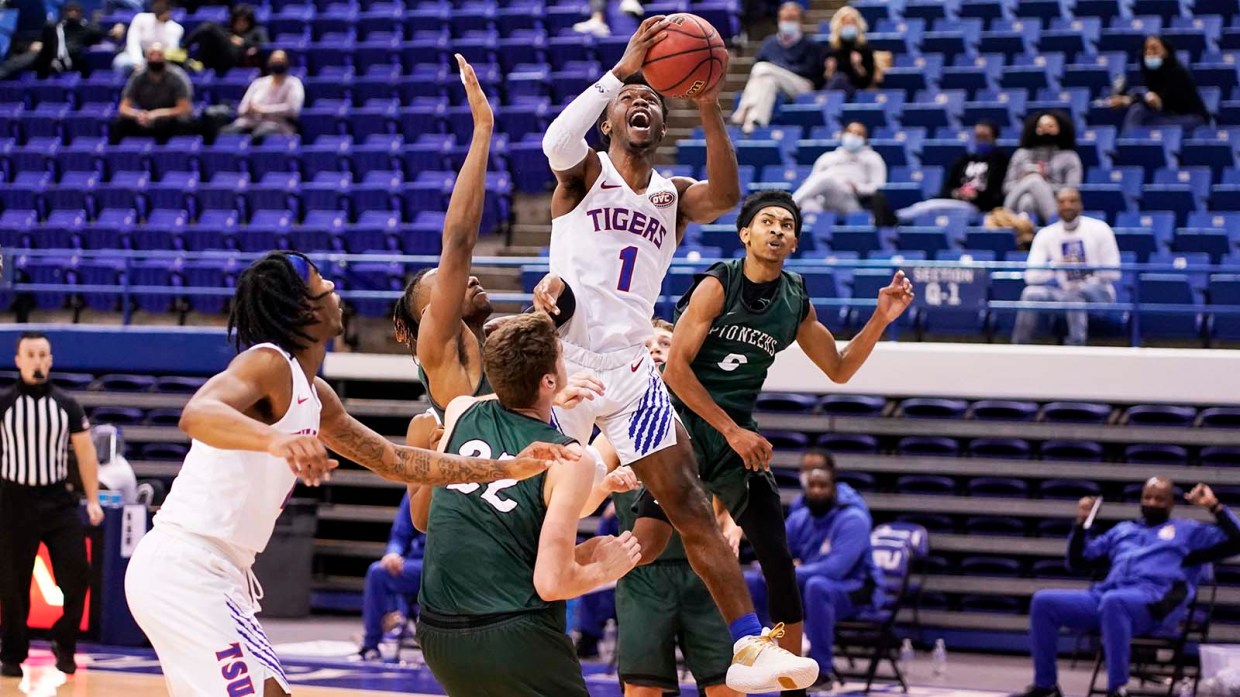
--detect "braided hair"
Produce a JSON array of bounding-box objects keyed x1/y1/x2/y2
[
  {"x1": 392, "y1": 267, "x2": 434, "y2": 355},
  {"x1": 227, "y1": 251, "x2": 322, "y2": 353}
]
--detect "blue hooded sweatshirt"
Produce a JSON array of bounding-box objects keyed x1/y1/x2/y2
[
  {"x1": 790, "y1": 482, "x2": 870, "y2": 524},
  {"x1": 785, "y1": 488, "x2": 877, "y2": 599}
]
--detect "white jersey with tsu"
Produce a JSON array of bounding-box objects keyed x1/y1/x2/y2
[
  {"x1": 155, "y1": 342, "x2": 321, "y2": 563},
  {"x1": 550, "y1": 152, "x2": 680, "y2": 353}
]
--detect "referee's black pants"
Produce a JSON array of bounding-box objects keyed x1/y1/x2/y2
[{"x1": 0, "y1": 481, "x2": 91, "y2": 664}]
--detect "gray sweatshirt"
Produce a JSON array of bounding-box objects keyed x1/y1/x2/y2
[{"x1": 1003, "y1": 146, "x2": 1083, "y2": 194}]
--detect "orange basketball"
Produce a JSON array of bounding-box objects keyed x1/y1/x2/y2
[{"x1": 640, "y1": 13, "x2": 728, "y2": 100}]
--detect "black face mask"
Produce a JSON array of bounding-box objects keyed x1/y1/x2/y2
[
  {"x1": 1142, "y1": 505, "x2": 1171, "y2": 526},
  {"x1": 269, "y1": 62, "x2": 288, "y2": 75},
  {"x1": 1034, "y1": 133, "x2": 1058, "y2": 147},
  {"x1": 805, "y1": 497, "x2": 835, "y2": 517},
  {"x1": 147, "y1": 60, "x2": 166, "y2": 73}
]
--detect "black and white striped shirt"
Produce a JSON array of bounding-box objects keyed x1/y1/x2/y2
[{"x1": 0, "y1": 381, "x2": 90, "y2": 486}]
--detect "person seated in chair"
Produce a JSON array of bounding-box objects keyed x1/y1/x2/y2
[
  {"x1": 111, "y1": 43, "x2": 194, "y2": 144},
  {"x1": 746, "y1": 460, "x2": 878, "y2": 689},
  {"x1": 358, "y1": 492, "x2": 425, "y2": 661},
  {"x1": 1012, "y1": 478, "x2": 1240, "y2": 697},
  {"x1": 221, "y1": 50, "x2": 303, "y2": 142}
]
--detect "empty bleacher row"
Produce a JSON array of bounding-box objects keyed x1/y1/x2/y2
[{"x1": 31, "y1": 367, "x2": 1240, "y2": 639}]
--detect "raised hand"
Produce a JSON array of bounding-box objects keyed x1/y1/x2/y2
[
  {"x1": 508, "y1": 441, "x2": 582, "y2": 480},
  {"x1": 877, "y1": 270, "x2": 915, "y2": 323},
  {"x1": 613, "y1": 15, "x2": 670, "y2": 80},
  {"x1": 1187, "y1": 483, "x2": 1219, "y2": 509},
  {"x1": 602, "y1": 465, "x2": 640, "y2": 494},
  {"x1": 554, "y1": 372, "x2": 605, "y2": 410},
  {"x1": 1077, "y1": 496, "x2": 1098, "y2": 524},
  {"x1": 726, "y1": 427, "x2": 773, "y2": 471},
  {"x1": 591, "y1": 530, "x2": 643, "y2": 581},
  {"x1": 532, "y1": 273, "x2": 566, "y2": 316},
  {"x1": 269, "y1": 433, "x2": 338, "y2": 486},
  {"x1": 455, "y1": 53, "x2": 493, "y2": 130}
]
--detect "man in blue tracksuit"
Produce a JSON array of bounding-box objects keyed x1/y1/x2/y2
[
  {"x1": 789, "y1": 448, "x2": 870, "y2": 521},
  {"x1": 1014, "y1": 478, "x2": 1240, "y2": 697},
  {"x1": 359, "y1": 492, "x2": 425, "y2": 660},
  {"x1": 746, "y1": 457, "x2": 878, "y2": 684}
]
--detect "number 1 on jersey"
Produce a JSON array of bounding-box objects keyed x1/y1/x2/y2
[{"x1": 617, "y1": 246, "x2": 638, "y2": 292}]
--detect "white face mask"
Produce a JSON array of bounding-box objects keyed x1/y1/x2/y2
[
  {"x1": 841, "y1": 133, "x2": 865, "y2": 153},
  {"x1": 778, "y1": 21, "x2": 801, "y2": 39}
]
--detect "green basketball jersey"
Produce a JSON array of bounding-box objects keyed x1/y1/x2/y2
[
  {"x1": 419, "y1": 399, "x2": 573, "y2": 616},
  {"x1": 417, "y1": 361, "x2": 492, "y2": 421},
  {"x1": 613, "y1": 490, "x2": 686, "y2": 561},
  {"x1": 672, "y1": 258, "x2": 808, "y2": 422}
]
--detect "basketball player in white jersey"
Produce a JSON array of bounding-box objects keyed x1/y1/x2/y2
[
  {"x1": 540, "y1": 17, "x2": 819, "y2": 692},
  {"x1": 125, "y1": 251, "x2": 574, "y2": 697}
]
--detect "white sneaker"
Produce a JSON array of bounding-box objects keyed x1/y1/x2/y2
[
  {"x1": 572, "y1": 17, "x2": 610, "y2": 36},
  {"x1": 620, "y1": 0, "x2": 644, "y2": 17},
  {"x1": 725, "y1": 623, "x2": 820, "y2": 692}
]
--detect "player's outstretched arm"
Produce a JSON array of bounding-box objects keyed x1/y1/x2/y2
[
  {"x1": 674, "y1": 59, "x2": 741, "y2": 233},
  {"x1": 180, "y1": 349, "x2": 337, "y2": 485},
  {"x1": 797, "y1": 271, "x2": 914, "y2": 384},
  {"x1": 544, "y1": 16, "x2": 669, "y2": 217},
  {"x1": 418, "y1": 54, "x2": 493, "y2": 382},
  {"x1": 663, "y1": 276, "x2": 773, "y2": 470},
  {"x1": 534, "y1": 447, "x2": 642, "y2": 600},
  {"x1": 314, "y1": 378, "x2": 565, "y2": 485}
]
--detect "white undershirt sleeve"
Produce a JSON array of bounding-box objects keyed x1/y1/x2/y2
[{"x1": 542, "y1": 71, "x2": 623, "y2": 172}]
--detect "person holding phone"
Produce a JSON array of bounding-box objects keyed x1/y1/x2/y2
[{"x1": 1011, "y1": 478, "x2": 1240, "y2": 697}]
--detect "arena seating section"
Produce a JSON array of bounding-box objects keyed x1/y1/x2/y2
[{"x1": 16, "y1": 366, "x2": 1240, "y2": 646}]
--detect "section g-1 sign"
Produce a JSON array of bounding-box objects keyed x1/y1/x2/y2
[{"x1": 909, "y1": 265, "x2": 987, "y2": 309}]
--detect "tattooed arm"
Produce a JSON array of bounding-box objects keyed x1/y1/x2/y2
[{"x1": 314, "y1": 378, "x2": 561, "y2": 485}]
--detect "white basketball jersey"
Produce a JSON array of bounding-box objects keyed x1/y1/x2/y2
[
  {"x1": 550, "y1": 152, "x2": 680, "y2": 353},
  {"x1": 156, "y1": 343, "x2": 321, "y2": 561}
]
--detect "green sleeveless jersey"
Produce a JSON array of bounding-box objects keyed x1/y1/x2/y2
[
  {"x1": 419, "y1": 400, "x2": 573, "y2": 616},
  {"x1": 673, "y1": 259, "x2": 809, "y2": 422},
  {"x1": 613, "y1": 490, "x2": 686, "y2": 561},
  {"x1": 416, "y1": 362, "x2": 492, "y2": 421}
]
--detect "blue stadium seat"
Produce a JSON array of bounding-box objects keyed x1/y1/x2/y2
[
  {"x1": 961, "y1": 556, "x2": 1023, "y2": 578},
  {"x1": 1125, "y1": 404, "x2": 1198, "y2": 426},
  {"x1": 1138, "y1": 272, "x2": 1205, "y2": 341},
  {"x1": 964, "y1": 516, "x2": 1027, "y2": 537},
  {"x1": 815, "y1": 433, "x2": 880, "y2": 453},
  {"x1": 968, "y1": 438, "x2": 1033, "y2": 458},
  {"x1": 967, "y1": 477, "x2": 1029, "y2": 498},
  {"x1": 1201, "y1": 447, "x2": 1240, "y2": 466},
  {"x1": 901, "y1": 398, "x2": 970, "y2": 419},
  {"x1": 1125, "y1": 444, "x2": 1190, "y2": 464},
  {"x1": 1042, "y1": 401, "x2": 1112, "y2": 423},
  {"x1": 1039, "y1": 478, "x2": 1102, "y2": 499},
  {"x1": 1040, "y1": 440, "x2": 1104, "y2": 461},
  {"x1": 754, "y1": 393, "x2": 818, "y2": 413},
  {"x1": 817, "y1": 394, "x2": 887, "y2": 416},
  {"x1": 895, "y1": 474, "x2": 958, "y2": 495},
  {"x1": 1209, "y1": 274, "x2": 1240, "y2": 340}
]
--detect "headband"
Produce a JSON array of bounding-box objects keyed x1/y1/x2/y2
[
  {"x1": 284, "y1": 254, "x2": 312, "y2": 283},
  {"x1": 738, "y1": 200, "x2": 803, "y2": 238}
]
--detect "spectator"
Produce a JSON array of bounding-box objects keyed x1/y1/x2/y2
[
  {"x1": 111, "y1": 44, "x2": 195, "y2": 144},
  {"x1": 572, "y1": 0, "x2": 644, "y2": 37},
  {"x1": 745, "y1": 460, "x2": 878, "y2": 688},
  {"x1": 220, "y1": 50, "x2": 303, "y2": 141},
  {"x1": 358, "y1": 493, "x2": 425, "y2": 661},
  {"x1": 790, "y1": 449, "x2": 870, "y2": 522},
  {"x1": 0, "y1": 332, "x2": 103, "y2": 678},
  {"x1": 1110, "y1": 35, "x2": 1209, "y2": 133},
  {"x1": 823, "y1": 5, "x2": 876, "y2": 95},
  {"x1": 791, "y1": 121, "x2": 888, "y2": 216},
  {"x1": 184, "y1": 4, "x2": 267, "y2": 74},
  {"x1": 0, "y1": 4, "x2": 123, "y2": 80},
  {"x1": 1003, "y1": 111, "x2": 1083, "y2": 224},
  {"x1": 731, "y1": 2, "x2": 826, "y2": 135},
  {"x1": 1013, "y1": 478, "x2": 1240, "y2": 697},
  {"x1": 113, "y1": 0, "x2": 184, "y2": 75},
  {"x1": 897, "y1": 120, "x2": 1010, "y2": 221},
  {"x1": 1011, "y1": 189, "x2": 1121, "y2": 346}
]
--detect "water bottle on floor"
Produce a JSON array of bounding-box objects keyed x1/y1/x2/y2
[
  {"x1": 899, "y1": 638, "x2": 915, "y2": 669},
  {"x1": 601, "y1": 619, "x2": 618, "y2": 665},
  {"x1": 931, "y1": 639, "x2": 948, "y2": 678},
  {"x1": 1174, "y1": 677, "x2": 1194, "y2": 697}
]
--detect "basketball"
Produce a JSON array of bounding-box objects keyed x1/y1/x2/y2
[{"x1": 641, "y1": 13, "x2": 728, "y2": 100}]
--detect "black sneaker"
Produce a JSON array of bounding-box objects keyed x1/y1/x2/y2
[
  {"x1": 574, "y1": 635, "x2": 599, "y2": 660},
  {"x1": 355, "y1": 647, "x2": 382, "y2": 662},
  {"x1": 1010, "y1": 686, "x2": 1062, "y2": 697},
  {"x1": 51, "y1": 643, "x2": 75, "y2": 675},
  {"x1": 1, "y1": 663, "x2": 23, "y2": 678}
]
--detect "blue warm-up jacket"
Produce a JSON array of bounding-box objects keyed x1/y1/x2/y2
[
  {"x1": 786, "y1": 492, "x2": 877, "y2": 597},
  {"x1": 386, "y1": 493, "x2": 426, "y2": 560}
]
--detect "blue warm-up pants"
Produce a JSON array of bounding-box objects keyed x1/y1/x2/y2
[{"x1": 361, "y1": 559, "x2": 423, "y2": 650}]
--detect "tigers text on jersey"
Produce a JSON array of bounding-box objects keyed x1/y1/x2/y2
[
  {"x1": 550, "y1": 152, "x2": 680, "y2": 353},
  {"x1": 673, "y1": 259, "x2": 809, "y2": 422},
  {"x1": 155, "y1": 343, "x2": 322, "y2": 562},
  {"x1": 419, "y1": 399, "x2": 574, "y2": 617}
]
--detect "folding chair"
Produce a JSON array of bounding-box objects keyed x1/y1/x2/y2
[{"x1": 835, "y1": 542, "x2": 913, "y2": 693}]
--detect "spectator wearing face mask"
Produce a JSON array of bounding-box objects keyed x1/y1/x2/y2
[
  {"x1": 1109, "y1": 35, "x2": 1209, "y2": 133},
  {"x1": 1012, "y1": 188, "x2": 1121, "y2": 346},
  {"x1": 113, "y1": 0, "x2": 184, "y2": 75},
  {"x1": 745, "y1": 459, "x2": 878, "y2": 689},
  {"x1": 791, "y1": 121, "x2": 888, "y2": 216},
  {"x1": 220, "y1": 51, "x2": 304, "y2": 141},
  {"x1": 1003, "y1": 111, "x2": 1083, "y2": 224},
  {"x1": 111, "y1": 43, "x2": 195, "y2": 144},
  {"x1": 184, "y1": 4, "x2": 268, "y2": 74},
  {"x1": 823, "y1": 6, "x2": 875, "y2": 95},
  {"x1": 731, "y1": 2, "x2": 827, "y2": 135},
  {"x1": 0, "y1": 3, "x2": 124, "y2": 80},
  {"x1": 897, "y1": 120, "x2": 1010, "y2": 221},
  {"x1": 1011, "y1": 478, "x2": 1240, "y2": 697}
]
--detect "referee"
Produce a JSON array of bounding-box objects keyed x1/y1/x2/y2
[{"x1": 0, "y1": 332, "x2": 103, "y2": 678}]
